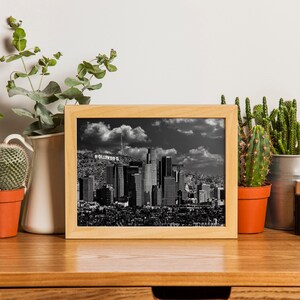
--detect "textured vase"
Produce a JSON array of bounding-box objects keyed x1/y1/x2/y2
[
  {"x1": 21, "y1": 132, "x2": 65, "y2": 234},
  {"x1": 266, "y1": 155, "x2": 300, "y2": 230}
]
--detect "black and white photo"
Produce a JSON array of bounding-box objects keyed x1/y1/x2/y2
[{"x1": 77, "y1": 118, "x2": 225, "y2": 227}]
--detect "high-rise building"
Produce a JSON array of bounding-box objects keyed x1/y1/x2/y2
[
  {"x1": 162, "y1": 156, "x2": 172, "y2": 195},
  {"x1": 199, "y1": 190, "x2": 208, "y2": 203},
  {"x1": 163, "y1": 176, "x2": 176, "y2": 206},
  {"x1": 117, "y1": 165, "x2": 124, "y2": 199},
  {"x1": 134, "y1": 173, "x2": 143, "y2": 206},
  {"x1": 105, "y1": 165, "x2": 114, "y2": 185},
  {"x1": 162, "y1": 156, "x2": 172, "y2": 177},
  {"x1": 144, "y1": 163, "x2": 152, "y2": 205},
  {"x1": 202, "y1": 184, "x2": 211, "y2": 199},
  {"x1": 150, "y1": 149, "x2": 157, "y2": 185},
  {"x1": 157, "y1": 186, "x2": 162, "y2": 206},
  {"x1": 79, "y1": 177, "x2": 94, "y2": 202},
  {"x1": 96, "y1": 185, "x2": 113, "y2": 205}
]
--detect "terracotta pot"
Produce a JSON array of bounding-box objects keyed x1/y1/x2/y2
[
  {"x1": 238, "y1": 185, "x2": 271, "y2": 234},
  {"x1": 0, "y1": 187, "x2": 25, "y2": 238}
]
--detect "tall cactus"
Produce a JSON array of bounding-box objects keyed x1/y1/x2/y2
[
  {"x1": 0, "y1": 143, "x2": 29, "y2": 190},
  {"x1": 241, "y1": 125, "x2": 272, "y2": 187}
]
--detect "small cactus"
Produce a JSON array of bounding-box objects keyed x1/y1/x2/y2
[
  {"x1": 0, "y1": 143, "x2": 29, "y2": 190},
  {"x1": 241, "y1": 125, "x2": 272, "y2": 187}
]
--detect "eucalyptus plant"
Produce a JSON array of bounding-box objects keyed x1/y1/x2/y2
[{"x1": 0, "y1": 17, "x2": 117, "y2": 136}]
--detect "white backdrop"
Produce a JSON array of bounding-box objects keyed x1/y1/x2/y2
[{"x1": 1, "y1": 0, "x2": 300, "y2": 140}]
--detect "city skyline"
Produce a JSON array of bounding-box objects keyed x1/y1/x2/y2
[{"x1": 77, "y1": 118, "x2": 225, "y2": 176}]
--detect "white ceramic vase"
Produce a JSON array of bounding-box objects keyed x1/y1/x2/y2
[{"x1": 21, "y1": 132, "x2": 65, "y2": 234}]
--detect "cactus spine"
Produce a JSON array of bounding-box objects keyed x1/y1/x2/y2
[
  {"x1": 242, "y1": 125, "x2": 272, "y2": 187},
  {"x1": 221, "y1": 95, "x2": 272, "y2": 187},
  {"x1": 0, "y1": 143, "x2": 29, "y2": 190}
]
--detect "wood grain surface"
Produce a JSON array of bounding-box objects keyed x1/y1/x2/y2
[{"x1": 0, "y1": 229, "x2": 299, "y2": 288}]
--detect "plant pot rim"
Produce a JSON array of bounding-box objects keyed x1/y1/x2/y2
[
  {"x1": 26, "y1": 131, "x2": 64, "y2": 140},
  {"x1": 272, "y1": 154, "x2": 300, "y2": 158},
  {"x1": 238, "y1": 184, "x2": 271, "y2": 200},
  {"x1": 0, "y1": 187, "x2": 25, "y2": 203}
]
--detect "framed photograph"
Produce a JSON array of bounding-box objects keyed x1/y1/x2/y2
[{"x1": 65, "y1": 105, "x2": 237, "y2": 239}]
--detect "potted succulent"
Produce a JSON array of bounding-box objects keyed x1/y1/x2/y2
[
  {"x1": 222, "y1": 96, "x2": 272, "y2": 233},
  {"x1": 0, "y1": 17, "x2": 117, "y2": 234},
  {"x1": 252, "y1": 98, "x2": 300, "y2": 230},
  {"x1": 0, "y1": 135, "x2": 30, "y2": 238}
]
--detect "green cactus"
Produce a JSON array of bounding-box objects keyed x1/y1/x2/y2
[
  {"x1": 242, "y1": 125, "x2": 272, "y2": 187},
  {"x1": 0, "y1": 143, "x2": 29, "y2": 190}
]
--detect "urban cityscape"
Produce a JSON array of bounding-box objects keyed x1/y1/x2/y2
[{"x1": 77, "y1": 118, "x2": 225, "y2": 227}]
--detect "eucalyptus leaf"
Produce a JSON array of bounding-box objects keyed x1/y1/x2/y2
[
  {"x1": 7, "y1": 86, "x2": 29, "y2": 97},
  {"x1": 7, "y1": 16, "x2": 22, "y2": 29},
  {"x1": 20, "y1": 50, "x2": 35, "y2": 57},
  {"x1": 35, "y1": 103, "x2": 54, "y2": 126},
  {"x1": 77, "y1": 63, "x2": 87, "y2": 78},
  {"x1": 106, "y1": 63, "x2": 117, "y2": 72},
  {"x1": 34, "y1": 46, "x2": 41, "y2": 53},
  {"x1": 53, "y1": 52, "x2": 62, "y2": 59},
  {"x1": 0, "y1": 56, "x2": 5, "y2": 62},
  {"x1": 65, "y1": 77, "x2": 82, "y2": 87},
  {"x1": 27, "y1": 91, "x2": 58, "y2": 105},
  {"x1": 0, "y1": 113, "x2": 4, "y2": 119},
  {"x1": 76, "y1": 95, "x2": 91, "y2": 105},
  {"x1": 48, "y1": 59, "x2": 57, "y2": 66},
  {"x1": 57, "y1": 104, "x2": 65, "y2": 113},
  {"x1": 56, "y1": 87, "x2": 82, "y2": 100},
  {"x1": 12, "y1": 38, "x2": 26, "y2": 51},
  {"x1": 12, "y1": 108, "x2": 34, "y2": 119},
  {"x1": 14, "y1": 72, "x2": 28, "y2": 79},
  {"x1": 42, "y1": 81, "x2": 62, "y2": 95},
  {"x1": 82, "y1": 61, "x2": 94, "y2": 73},
  {"x1": 13, "y1": 28, "x2": 26, "y2": 39},
  {"x1": 94, "y1": 69, "x2": 106, "y2": 79},
  {"x1": 6, "y1": 54, "x2": 22, "y2": 62},
  {"x1": 87, "y1": 83, "x2": 102, "y2": 90},
  {"x1": 28, "y1": 65, "x2": 38, "y2": 76}
]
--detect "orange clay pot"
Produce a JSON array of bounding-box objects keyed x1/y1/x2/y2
[
  {"x1": 0, "y1": 187, "x2": 24, "y2": 238},
  {"x1": 238, "y1": 184, "x2": 271, "y2": 234}
]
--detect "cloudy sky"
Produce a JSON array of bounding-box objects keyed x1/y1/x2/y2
[{"x1": 77, "y1": 118, "x2": 225, "y2": 175}]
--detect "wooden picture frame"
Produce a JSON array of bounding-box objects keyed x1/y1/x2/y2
[{"x1": 65, "y1": 105, "x2": 237, "y2": 239}]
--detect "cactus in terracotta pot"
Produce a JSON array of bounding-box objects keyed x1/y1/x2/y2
[
  {"x1": 240, "y1": 125, "x2": 272, "y2": 187},
  {"x1": 0, "y1": 143, "x2": 29, "y2": 190}
]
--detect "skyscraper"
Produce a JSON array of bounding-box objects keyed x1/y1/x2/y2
[
  {"x1": 134, "y1": 173, "x2": 143, "y2": 207},
  {"x1": 144, "y1": 163, "x2": 152, "y2": 205},
  {"x1": 79, "y1": 177, "x2": 94, "y2": 202},
  {"x1": 105, "y1": 165, "x2": 114, "y2": 185},
  {"x1": 117, "y1": 165, "x2": 124, "y2": 199},
  {"x1": 162, "y1": 156, "x2": 172, "y2": 195},
  {"x1": 150, "y1": 148, "x2": 157, "y2": 185},
  {"x1": 199, "y1": 190, "x2": 208, "y2": 203},
  {"x1": 163, "y1": 176, "x2": 176, "y2": 206}
]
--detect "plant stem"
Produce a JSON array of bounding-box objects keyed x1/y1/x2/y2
[
  {"x1": 21, "y1": 57, "x2": 35, "y2": 92},
  {"x1": 38, "y1": 74, "x2": 45, "y2": 91}
]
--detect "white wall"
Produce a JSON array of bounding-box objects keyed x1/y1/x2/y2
[{"x1": 1, "y1": 0, "x2": 300, "y2": 140}]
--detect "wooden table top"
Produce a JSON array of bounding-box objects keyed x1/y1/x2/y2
[{"x1": 0, "y1": 229, "x2": 299, "y2": 287}]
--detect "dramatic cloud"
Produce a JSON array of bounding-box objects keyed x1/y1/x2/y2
[
  {"x1": 163, "y1": 118, "x2": 197, "y2": 125},
  {"x1": 189, "y1": 146, "x2": 224, "y2": 163},
  {"x1": 205, "y1": 119, "x2": 224, "y2": 128},
  {"x1": 152, "y1": 120, "x2": 161, "y2": 127},
  {"x1": 177, "y1": 129, "x2": 194, "y2": 135},
  {"x1": 82, "y1": 122, "x2": 149, "y2": 145},
  {"x1": 121, "y1": 146, "x2": 177, "y2": 161},
  {"x1": 194, "y1": 119, "x2": 225, "y2": 139}
]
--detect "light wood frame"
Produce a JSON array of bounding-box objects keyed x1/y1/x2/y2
[{"x1": 65, "y1": 105, "x2": 237, "y2": 239}]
